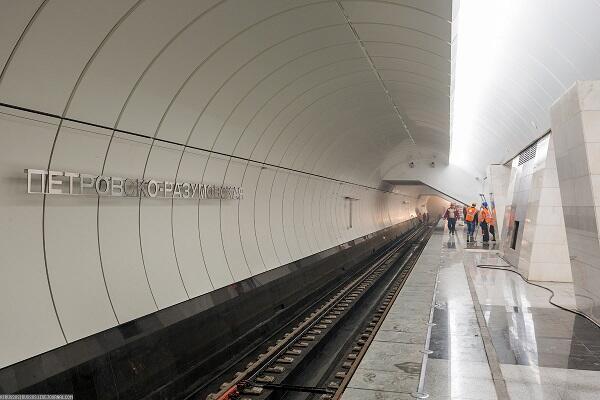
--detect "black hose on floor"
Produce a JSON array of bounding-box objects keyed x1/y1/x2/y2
[{"x1": 474, "y1": 262, "x2": 600, "y2": 330}]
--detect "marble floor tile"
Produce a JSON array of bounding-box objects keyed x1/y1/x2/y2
[
  {"x1": 423, "y1": 373, "x2": 497, "y2": 399},
  {"x1": 572, "y1": 317, "x2": 600, "y2": 344},
  {"x1": 387, "y1": 304, "x2": 432, "y2": 315},
  {"x1": 345, "y1": 224, "x2": 600, "y2": 400},
  {"x1": 426, "y1": 358, "x2": 493, "y2": 380},
  {"x1": 359, "y1": 342, "x2": 424, "y2": 371},
  {"x1": 432, "y1": 324, "x2": 481, "y2": 338},
  {"x1": 373, "y1": 330, "x2": 427, "y2": 344},
  {"x1": 559, "y1": 387, "x2": 600, "y2": 399},
  {"x1": 564, "y1": 365, "x2": 600, "y2": 389},
  {"x1": 347, "y1": 367, "x2": 419, "y2": 393},
  {"x1": 379, "y1": 319, "x2": 428, "y2": 334},
  {"x1": 341, "y1": 387, "x2": 414, "y2": 400},
  {"x1": 389, "y1": 300, "x2": 433, "y2": 310},
  {"x1": 505, "y1": 381, "x2": 562, "y2": 400},
  {"x1": 430, "y1": 342, "x2": 487, "y2": 362},
  {"x1": 380, "y1": 312, "x2": 430, "y2": 325},
  {"x1": 478, "y1": 303, "x2": 600, "y2": 369},
  {"x1": 534, "y1": 281, "x2": 578, "y2": 310},
  {"x1": 501, "y1": 364, "x2": 569, "y2": 385}
]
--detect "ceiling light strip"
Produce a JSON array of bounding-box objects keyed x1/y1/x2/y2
[{"x1": 335, "y1": 0, "x2": 415, "y2": 144}]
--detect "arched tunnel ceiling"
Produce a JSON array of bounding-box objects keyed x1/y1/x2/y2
[
  {"x1": 0, "y1": 0, "x2": 451, "y2": 188},
  {"x1": 451, "y1": 0, "x2": 600, "y2": 175}
]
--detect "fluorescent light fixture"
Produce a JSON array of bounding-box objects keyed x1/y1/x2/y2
[{"x1": 450, "y1": 0, "x2": 520, "y2": 169}]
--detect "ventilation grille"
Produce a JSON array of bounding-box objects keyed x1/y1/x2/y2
[{"x1": 518, "y1": 142, "x2": 537, "y2": 165}]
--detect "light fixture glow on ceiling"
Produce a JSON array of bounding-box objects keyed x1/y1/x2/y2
[{"x1": 450, "y1": 0, "x2": 520, "y2": 169}]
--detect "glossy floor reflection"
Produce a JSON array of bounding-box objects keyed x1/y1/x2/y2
[
  {"x1": 345, "y1": 223, "x2": 600, "y2": 399},
  {"x1": 469, "y1": 250, "x2": 600, "y2": 399},
  {"x1": 467, "y1": 252, "x2": 600, "y2": 372},
  {"x1": 482, "y1": 304, "x2": 600, "y2": 369},
  {"x1": 425, "y1": 228, "x2": 499, "y2": 400},
  {"x1": 424, "y1": 224, "x2": 600, "y2": 399},
  {"x1": 464, "y1": 241, "x2": 500, "y2": 251}
]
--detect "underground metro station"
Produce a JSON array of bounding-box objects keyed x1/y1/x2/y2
[{"x1": 1, "y1": 1, "x2": 600, "y2": 399}]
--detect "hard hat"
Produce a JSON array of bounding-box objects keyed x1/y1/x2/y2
[{"x1": 482, "y1": 201, "x2": 488, "y2": 207}]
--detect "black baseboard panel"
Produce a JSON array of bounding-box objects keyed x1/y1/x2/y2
[{"x1": 0, "y1": 219, "x2": 420, "y2": 399}]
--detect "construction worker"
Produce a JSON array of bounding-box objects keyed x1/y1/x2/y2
[
  {"x1": 465, "y1": 203, "x2": 477, "y2": 242},
  {"x1": 489, "y1": 213, "x2": 497, "y2": 241},
  {"x1": 443, "y1": 203, "x2": 458, "y2": 235},
  {"x1": 489, "y1": 222, "x2": 496, "y2": 241},
  {"x1": 479, "y1": 202, "x2": 492, "y2": 243}
]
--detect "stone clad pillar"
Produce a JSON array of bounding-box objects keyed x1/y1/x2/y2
[
  {"x1": 520, "y1": 137, "x2": 572, "y2": 282},
  {"x1": 499, "y1": 135, "x2": 572, "y2": 282},
  {"x1": 551, "y1": 81, "x2": 600, "y2": 322}
]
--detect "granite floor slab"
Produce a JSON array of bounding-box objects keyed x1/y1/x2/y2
[
  {"x1": 344, "y1": 221, "x2": 600, "y2": 399},
  {"x1": 342, "y1": 225, "x2": 444, "y2": 399}
]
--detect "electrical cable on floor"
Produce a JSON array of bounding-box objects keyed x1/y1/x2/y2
[{"x1": 474, "y1": 261, "x2": 600, "y2": 330}]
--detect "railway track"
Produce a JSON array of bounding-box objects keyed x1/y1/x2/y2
[{"x1": 202, "y1": 223, "x2": 434, "y2": 400}]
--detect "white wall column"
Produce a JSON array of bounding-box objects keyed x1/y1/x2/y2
[
  {"x1": 520, "y1": 137, "x2": 572, "y2": 282},
  {"x1": 499, "y1": 135, "x2": 572, "y2": 282},
  {"x1": 551, "y1": 81, "x2": 600, "y2": 321}
]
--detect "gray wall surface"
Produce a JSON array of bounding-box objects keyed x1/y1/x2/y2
[
  {"x1": 0, "y1": 0, "x2": 451, "y2": 368},
  {"x1": 0, "y1": 106, "x2": 420, "y2": 368},
  {"x1": 551, "y1": 81, "x2": 600, "y2": 323}
]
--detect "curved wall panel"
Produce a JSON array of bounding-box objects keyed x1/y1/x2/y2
[
  {"x1": 0, "y1": 0, "x2": 137, "y2": 115},
  {"x1": 0, "y1": 107, "x2": 421, "y2": 369},
  {"x1": 98, "y1": 133, "x2": 159, "y2": 321},
  {"x1": 140, "y1": 143, "x2": 190, "y2": 308},
  {"x1": 270, "y1": 170, "x2": 293, "y2": 265},
  {"x1": 173, "y1": 148, "x2": 216, "y2": 296},
  {"x1": 0, "y1": 0, "x2": 450, "y2": 369},
  {"x1": 45, "y1": 123, "x2": 118, "y2": 342},
  {"x1": 452, "y1": 0, "x2": 600, "y2": 174},
  {"x1": 199, "y1": 155, "x2": 235, "y2": 287},
  {"x1": 0, "y1": 112, "x2": 66, "y2": 368}
]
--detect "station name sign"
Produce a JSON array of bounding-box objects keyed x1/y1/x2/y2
[{"x1": 25, "y1": 169, "x2": 243, "y2": 200}]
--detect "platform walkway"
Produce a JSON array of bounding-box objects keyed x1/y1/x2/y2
[
  {"x1": 342, "y1": 223, "x2": 444, "y2": 399},
  {"x1": 342, "y1": 222, "x2": 600, "y2": 399}
]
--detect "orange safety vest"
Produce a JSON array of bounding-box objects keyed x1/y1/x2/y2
[
  {"x1": 465, "y1": 207, "x2": 477, "y2": 222},
  {"x1": 480, "y1": 208, "x2": 492, "y2": 224}
]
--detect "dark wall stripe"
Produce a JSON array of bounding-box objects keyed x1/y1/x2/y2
[{"x1": 0, "y1": 218, "x2": 420, "y2": 399}]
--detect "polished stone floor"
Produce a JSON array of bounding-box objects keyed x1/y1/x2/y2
[
  {"x1": 343, "y1": 222, "x2": 600, "y2": 399},
  {"x1": 424, "y1": 228, "x2": 499, "y2": 400},
  {"x1": 342, "y1": 225, "x2": 444, "y2": 400}
]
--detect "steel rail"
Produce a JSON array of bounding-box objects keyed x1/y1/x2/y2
[
  {"x1": 329, "y1": 225, "x2": 433, "y2": 399},
  {"x1": 208, "y1": 224, "x2": 430, "y2": 400}
]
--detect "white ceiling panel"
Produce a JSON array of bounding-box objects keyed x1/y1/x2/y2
[
  {"x1": 451, "y1": 0, "x2": 600, "y2": 173},
  {"x1": 0, "y1": 0, "x2": 452, "y2": 187}
]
